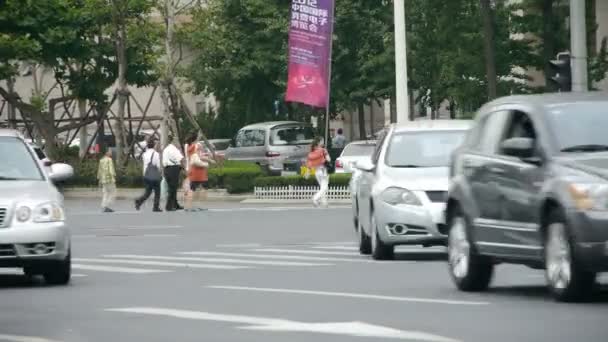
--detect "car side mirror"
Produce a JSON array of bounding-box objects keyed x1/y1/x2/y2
[
  {"x1": 355, "y1": 160, "x2": 376, "y2": 172},
  {"x1": 43, "y1": 159, "x2": 53, "y2": 167},
  {"x1": 501, "y1": 137, "x2": 535, "y2": 160},
  {"x1": 49, "y1": 163, "x2": 74, "y2": 182}
]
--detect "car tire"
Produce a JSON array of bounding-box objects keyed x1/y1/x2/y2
[
  {"x1": 447, "y1": 208, "x2": 493, "y2": 292},
  {"x1": 371, "y1": 214, "x2": 394, "y2": 260},
  {"x1": 44, "y1": 250, "x2": 71, "y2": 286},
  {"x1": 358, "y1": 219, "x2": 372, "y2": 255},
  {"x1": 544, "y1": 210, "x2": 596, "y2": 302}
]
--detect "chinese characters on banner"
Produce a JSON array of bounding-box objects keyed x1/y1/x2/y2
[{"x1": 285, "y1": 0, "x2": 335, "y2": 108}]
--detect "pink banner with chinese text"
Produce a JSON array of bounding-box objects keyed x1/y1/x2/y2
[{"x1": 285, "y1": 0, "x2": 335, "y2": 108}]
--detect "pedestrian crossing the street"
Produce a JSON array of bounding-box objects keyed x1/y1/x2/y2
[{"x1": 67, "y1": 242, "x2": 414, "y2": 276}]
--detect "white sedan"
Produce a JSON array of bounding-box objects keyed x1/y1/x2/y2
[{"x1": 335, "y1": 140, "x2": 376, "y2": 174}]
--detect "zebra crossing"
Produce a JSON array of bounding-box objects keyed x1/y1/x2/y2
[{"x1": 70, "y1": 242, "x2": 394, "y2": 276}]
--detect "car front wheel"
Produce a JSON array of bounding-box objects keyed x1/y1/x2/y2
[
  {"x1": 371, "y1": 214, "x2": 394, "y2": 260},
  {"x1": 44, "y1": 250, "x2": 71, "y2": 285},
  {"x1": 447, "y1": 210, "x2": 493, "y2": 291},
  {"x1": 544, "y1": 210, "x2": 596, "y2": 302}
]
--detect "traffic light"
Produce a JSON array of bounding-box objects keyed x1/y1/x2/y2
[{"x1": 548, "y1": 52, "x2": 572, "y2": 92}]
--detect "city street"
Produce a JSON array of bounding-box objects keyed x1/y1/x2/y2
[{"x1": 1, "y1": 200, "x2": 608, "y2": 342}]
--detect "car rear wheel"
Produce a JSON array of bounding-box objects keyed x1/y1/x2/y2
[
  {"x1": 371, "y1": 214, "x2": 394, "y2": 260},
  {"x1": 358, "y1": 220, "x2": 371, "y2": 255},
  {"x1": 544, "y1": 211, "x2": 596, "y2": 302},
  {"x1": 447, "y1": 210, "x2": 493, "y2": 291},
  {"x1": 44, "y1": 250, "x2": 71, "y2": 286}
]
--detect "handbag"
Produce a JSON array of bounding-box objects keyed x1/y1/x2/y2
[
  {"x1": 190, "y1": 152, "x2": 209, "y2": 168},
  {"x1": 144, "y1": 151, "x2": 162, "y2": 181}
]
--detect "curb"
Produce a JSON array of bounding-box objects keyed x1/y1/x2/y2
[{"x1": 241, "y1": 199, "x2": 351, "y2": 205}]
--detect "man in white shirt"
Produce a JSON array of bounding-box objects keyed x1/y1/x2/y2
[
  {"x1": 135, "y1": 140, "x2": 162, "y2": 212},
  {"x1": 162, "y1": 134, "x2": 184, "y2": 211}
]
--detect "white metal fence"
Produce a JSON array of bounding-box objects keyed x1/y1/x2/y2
[{"x1": 254, "y1": 186, "x2": 351, "y2": 201}]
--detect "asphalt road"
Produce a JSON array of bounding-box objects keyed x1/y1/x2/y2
[{"x1": 1, "y1": 199, "x2": 608, "y2": 342}]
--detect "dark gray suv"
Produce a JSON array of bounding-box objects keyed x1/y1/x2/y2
[{"x1": 445, "y1": 93, "x2": 608, "y2": 302}]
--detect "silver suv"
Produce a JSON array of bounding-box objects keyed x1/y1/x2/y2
[
  {"x1": 225, "y1": 121, "x2": 314, "y2": 175},
  {"x1": 0, "y1": 129, "x2": 74, "y2": 285}
]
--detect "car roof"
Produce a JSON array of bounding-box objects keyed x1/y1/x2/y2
[
  {"x1": 347, "y1": 140, "x2": 377, "y2": 146},
  {"x1": 392, "y1": 120, "x2": 473, "y2": 133},
  {"x1": 480, "y1": 92, "x2": 608, "y2": 114},
  {"x1": 0, "y1": 128, "x2": 22, "y2": 138},
  {"x1": 240, "y1": 121, "x2": 310, "y2": 130}
]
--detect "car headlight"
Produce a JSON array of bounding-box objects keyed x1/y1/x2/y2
[
  {"x1": 16, "y1": 206, "x2": 32, "y2": 222},
  {"x1": 33, "y1": 202, "x2": 65, "y2": 223},
  {"x1": 568, "y1": 183, "x2": 608, "y2": 211},
  {"x1": 381, "y1": 187, "x2": 422, "y2": 206}
]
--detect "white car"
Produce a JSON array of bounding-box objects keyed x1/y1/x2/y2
[
  {"x1": 335, "y1": 140, "x2": 376, "y2": 174},
  {"x1": 353, "y1": 120, "x2": 472, "y2": 260},
  {"x1": 0, "y1": 129, "x2": 74, "y2": 284}
]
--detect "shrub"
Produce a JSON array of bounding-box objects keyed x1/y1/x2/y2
[{"x1": 254, "y1": 173, "x2": 351, "y2": 188}]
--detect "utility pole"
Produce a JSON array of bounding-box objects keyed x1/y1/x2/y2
[
  {"x1": 393, "y1": 0, "x2": 410, "y2": 123},
  {"x1": 570, "y1": 0, "x2": 588, "y2": 92}
]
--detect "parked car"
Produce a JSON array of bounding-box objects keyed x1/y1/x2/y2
[
  {"x1": 335, "y1": 140, "x2": 376, "y2": 174},
  {"x1": 224, "y1": 121, "x2": 314, "y2": 175},
  {"x1": 446, "y1": 93, "x2": 608, "y2": 302},
  {"x1": 199, "y1": 139, "x2": 232, "y2": 160},
  {"x1": 353, "y1": 120, "x2": 472, "y2": 260},
  {"x1": 0, "y1": 129, "x2": 74, "y2": 284}
]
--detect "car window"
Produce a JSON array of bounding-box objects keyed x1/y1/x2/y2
[
  {"x1": 341, "y1": 143, "x2": 376, "y2": 157},
  {"x1": 474, "y1": 110, "x2": 509, "y2": 154},
  {"x1": 371, "y1": 130, "x2": 388, "y2": 165},
  {"x1": 545, "y1": 102, "x2": 608, "y2": 152},
  {"x1": 235, "y1": 130, "x2": 265, "y2": 147},
  {"x1": 497, "y1": 110, "x2": 539, "y2": 156},
  {"x1": 270, "y1": 125, "x2": 314, "y2": 146},
  {"x1": 385, "y1": 130, "x2": 467, "y2": 168},
  {"x1": 0, "y1": 137, "x2": 44, "y2": 180}
]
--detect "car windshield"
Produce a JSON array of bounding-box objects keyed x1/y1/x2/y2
[
  {"x1": 546, "y1": 102, "x2": 608, "y2": 152},
  {"x1": 0, "y1": 137, "x2": 44, "y2": 180},
  {"x1": 385, "y1": 130, "x2": 466, "y2": 168},
  {"x1": 342, "y1": 143, "x2": 376, "y2": 157},
  {"x1": 212, "y1": 141, "x2": 231, "y2": 150},
  {"x1": 270, "y1": 125, "x2": 314, "y2": 146}
]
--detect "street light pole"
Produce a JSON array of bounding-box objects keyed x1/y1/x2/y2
[
  {"x1": 570, "y1": 0, "x2": 588, "y2": 92},
  {"x1": 394, "y1": 0, "x2": 410, "y2": 123}
]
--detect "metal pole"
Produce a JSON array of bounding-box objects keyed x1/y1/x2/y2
[
  {"x1": 570, "y1": 0, "x2": 588, "y2": 92},
  {"x1": 394, "y1": 0, "x2": 410, "y2": 123},
  {"x1": 324, "y1": 1, "x2": 336, "y2": 147}
]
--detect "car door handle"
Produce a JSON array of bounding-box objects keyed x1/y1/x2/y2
[{"x1": 488, "y1": 166, "x2": 506, "y2": 174}]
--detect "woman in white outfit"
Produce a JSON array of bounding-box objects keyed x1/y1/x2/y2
[{"x1": 306, "y1": 137, "x2": 331, "y2": 207}]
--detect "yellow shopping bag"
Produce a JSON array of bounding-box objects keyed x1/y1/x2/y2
[{"x1": 301, "y1": 165, "x2": 315, "y2": 178}]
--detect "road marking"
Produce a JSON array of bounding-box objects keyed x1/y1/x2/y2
[
  {"x1": 0, "y1": 334, "x2": 63, "y2": 342},
  {"x1": 103, "y1": 255, "x2": 333, "y2": 267},
  {"x1": 72, "y1": 274, "x2": 88, "y2": 278},
  {"x1": 70, "y1": 207, "x2": 350, "y2": 216},
  {"x1": 106, "y1": 307, "x2": 459, "y2": 342},
  {"x1": 179, "y1": 251, "x2": 377, "y2": 263},
  {"x1": 251, "y1": 248, "x2": 356, "y2": 256},
  {"x1": 209, "y1": 286, "x2": 490, "y2": 306},
  {"x1": 313, "y1": 246, "x2": 358, "y2": 251},
  {"x1": 73, "y1": 258, "x2": 250, "y2": 270},
  {"x1": 89, "y1": 225, "x2": 183, "y2": 230},
  {"x1": 72, "y1": 264, "x2": 171, "y2": 274},
  {"x1": 216, "y1": 243, "x2": 262, "y2": 248},
  {"x1": 142, "y1": 234, "x2": 179, "y2": 238}
]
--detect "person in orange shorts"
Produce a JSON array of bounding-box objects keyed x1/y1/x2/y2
[{"x1": 184, "y1": 132, "x2": 215, "y2": 212}]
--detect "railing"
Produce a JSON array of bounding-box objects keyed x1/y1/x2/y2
[{"x1": 254, "y1": 186, "x2": 351, "y2": 200}]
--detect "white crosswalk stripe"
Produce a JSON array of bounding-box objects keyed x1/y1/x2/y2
[
  {"x1": 72, "y1": 264, "x2": 171, "y2": 274},
  {"x1": 73, "y1": 258, "x2": 251, "y2": 270},
  {"x1": 251, "y1": 248, "x2": 357, "y2": 256},
  {"x1": 103, "y1": 254, "x2": 333, "y2": 267},
  {"x1": 179, "y1": 251, "x2": 376, "y2": 263}
]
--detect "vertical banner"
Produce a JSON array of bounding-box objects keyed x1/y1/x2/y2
[{"x1": 285, "y1": 0, "x2": 335, "y2": 108}]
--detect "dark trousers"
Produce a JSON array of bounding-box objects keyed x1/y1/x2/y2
[
  {"x1": 136, "y1": 179, "x2": 161, "y2": 210},
  {"x1": 164, "y1": 165, "x2": 181, "y2": 210}
]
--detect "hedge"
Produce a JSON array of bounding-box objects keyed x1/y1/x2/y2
[
  {"x1": 254, "y1": 173, "x2": 352, "y2": 187},
  {"x1": 62, "y1": 159, "x2": 262, "y2": 194}
]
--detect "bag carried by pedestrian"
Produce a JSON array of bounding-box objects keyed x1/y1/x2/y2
[{"x1": 144, "y1": 151, "x2": 162, "y2": 181}]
